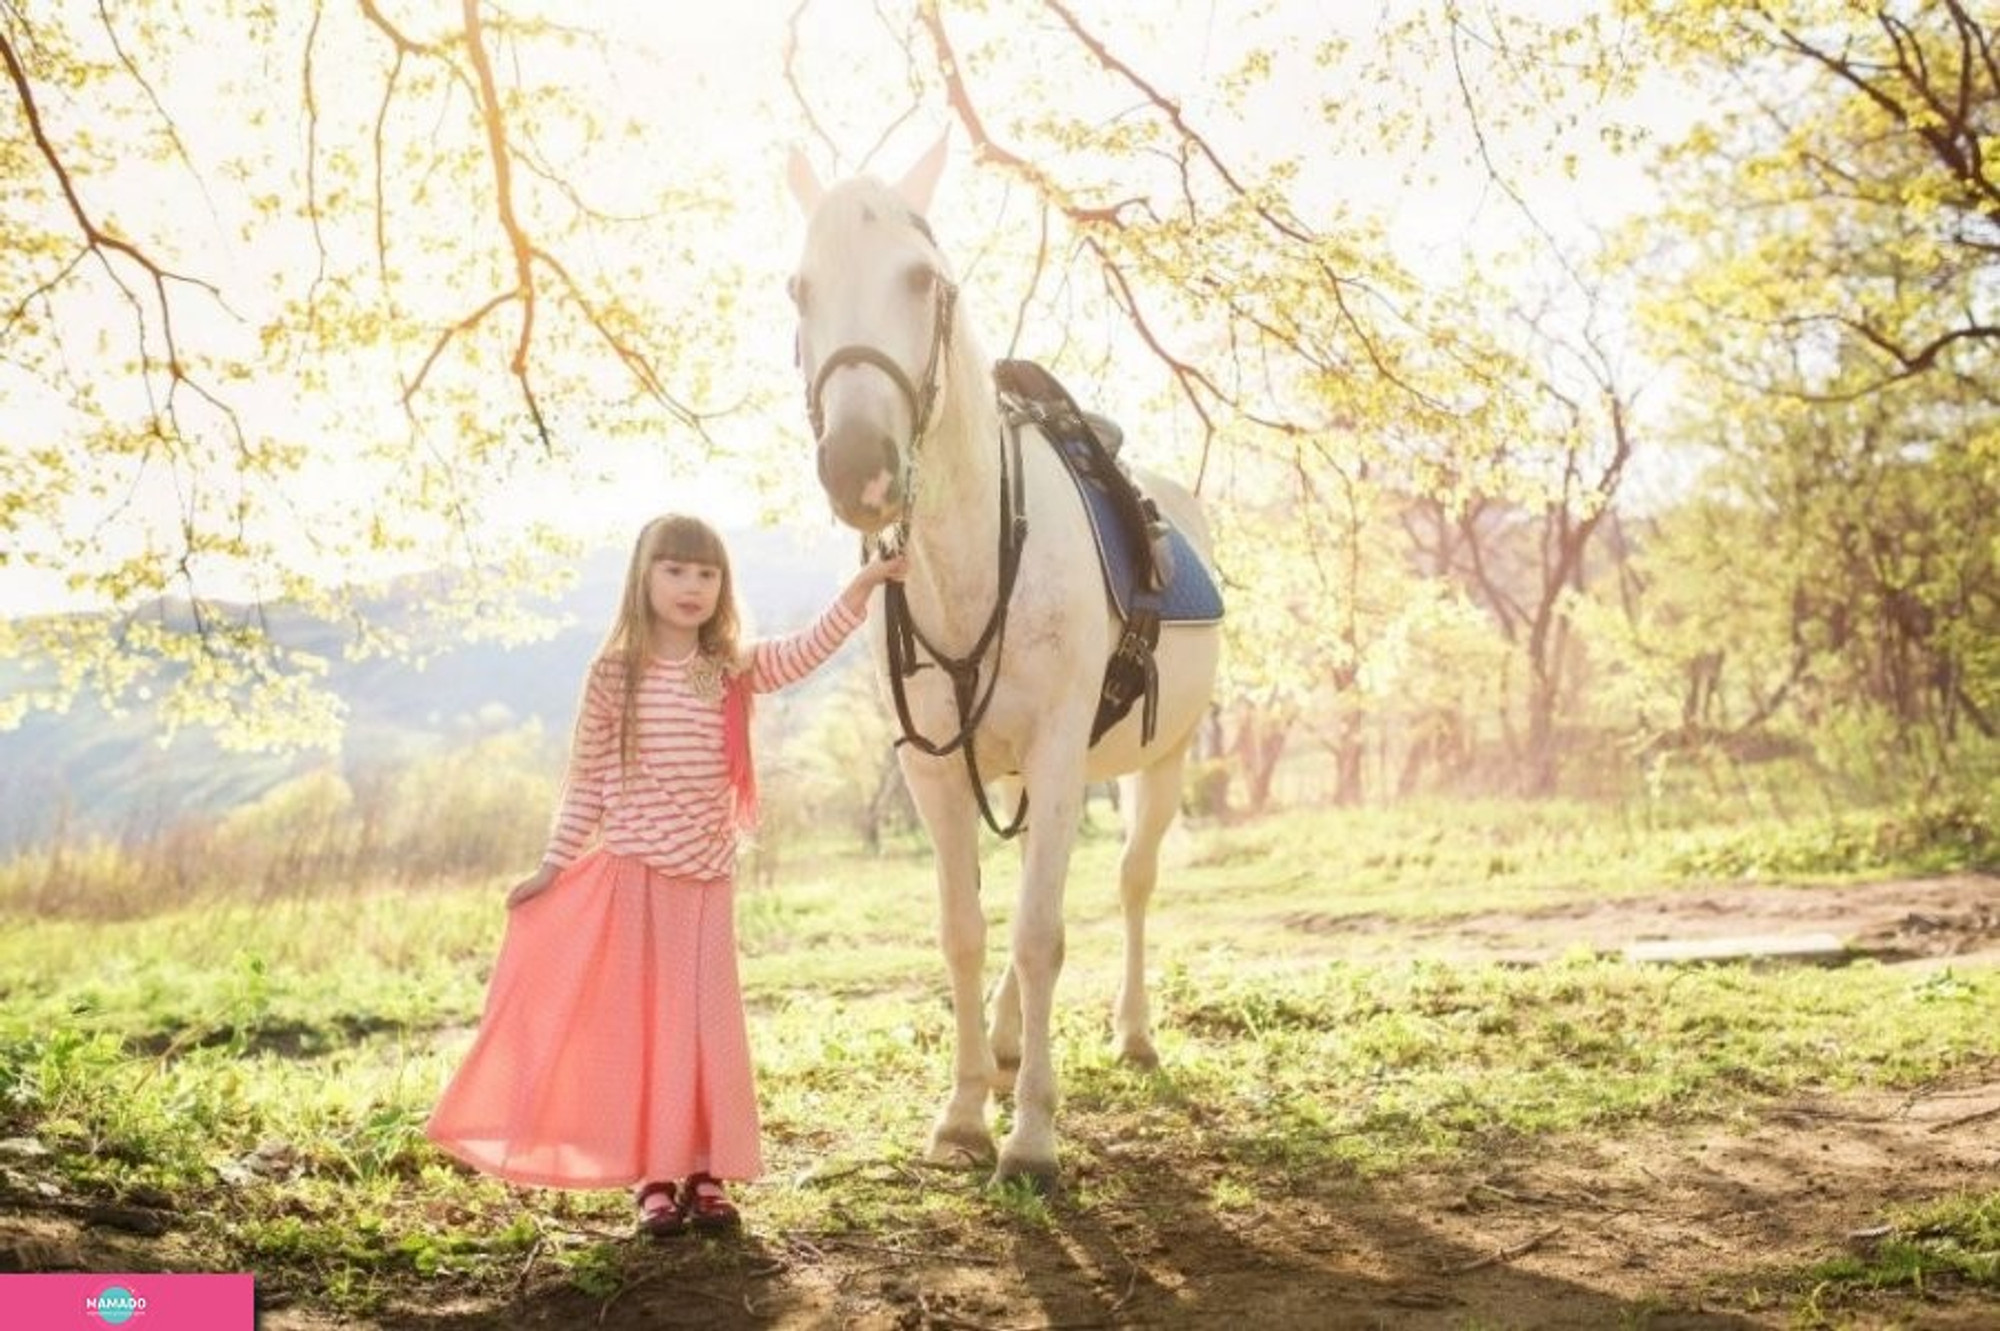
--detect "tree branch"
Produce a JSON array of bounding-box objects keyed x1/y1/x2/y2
[
  {"x1": 2, "y1": 28, "x2": 224, "y2": 327},
  {"x1": 356, "y1": 0, "x2": 445, "y2": 57},
  {"x1": 1845, "y1": 316, "x2": 1999, "y2": 380},
  {"x1": 1006, "y1": 200, "x2": 1051, "y2": 360},
  {"x1": 2, "y1": 19, "x2": 235, "y2": 467},
  {"x1": 1771, "y1": 13, "x2": 1998, "y2": 215},
  {"x1": 402, "y1": 290, "x2": 520, "y2": 409},
  {"x1": 458, "y1": 0, "x2": 549, "y2": 446},
  {"x1": 301, "y1": 1, "x2": 330, "y2": 302},
  {"x1": 533, "y1": 247, "x2": 719, "y2": 436}
]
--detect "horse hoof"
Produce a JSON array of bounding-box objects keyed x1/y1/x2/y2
[
  {"x1": 926, "y1": 1127, "x2": 995, "y2": 1168},
  {"x1": 989, "y1": 1158, "x2": 1060, "y2": 1197},
  {"x1": 1115, "y1": 1038, "x2": 1160, "y2": 1070}
]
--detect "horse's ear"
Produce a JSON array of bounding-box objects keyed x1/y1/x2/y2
[
  {"x1": 894, "y1": 131, "x2": 948, "y2": 216},
  {"x1": 786, "y1": 146, "x2": 824, "y2": 214}
]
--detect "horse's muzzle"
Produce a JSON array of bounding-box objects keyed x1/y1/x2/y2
[{"x1": 816, "y1": 424, "x2": 903, "y2": 533}]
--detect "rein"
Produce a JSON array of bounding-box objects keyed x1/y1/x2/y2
[
  {"x1": 882, "y1": 419, "x2": 1029, "y2": 838},
  {"x1": 802, "y1": 257, "x2": 1029, "y2": 838}
]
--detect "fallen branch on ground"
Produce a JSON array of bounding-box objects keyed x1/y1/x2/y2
[{"x1": 1441, "y1": 1226, "x2": 1562, "y2": 1275}]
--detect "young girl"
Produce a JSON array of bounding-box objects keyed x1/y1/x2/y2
[{"x1": 425, "y1": 513, "x2": 903, "y2": 1236}]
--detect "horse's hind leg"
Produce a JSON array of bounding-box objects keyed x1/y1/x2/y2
[
  {"x1": 987, "y1": 964, "x2": 1021, "y2": 1095},
  {"x1": 1114, "y1": 737, "x2": 1190, "y2": 1069}
]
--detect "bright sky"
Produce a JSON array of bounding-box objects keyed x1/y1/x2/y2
[{"x1": 0, "y1": 0, "x2": 1687, "y2": 617}]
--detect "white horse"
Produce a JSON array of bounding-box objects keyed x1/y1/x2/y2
[{"x1": 786, "y1": 141, "x2": 1222, "y2": 1190}]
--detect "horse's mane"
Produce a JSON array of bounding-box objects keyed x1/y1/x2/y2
[{"x1": 933, "y1": 264, "x2": 994, "y2": 449}]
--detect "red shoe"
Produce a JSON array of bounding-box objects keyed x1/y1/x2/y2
[
  {"x1": 636, "y1": 1180, "x2": 686, "y2": 1237},
  {"x1": 680, "y1": 1173, "x2": 740, "y2": 1231}
]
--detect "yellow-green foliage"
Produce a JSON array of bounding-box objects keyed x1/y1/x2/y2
[
  {"x1": 369, "y1": 728, "x2": 558, "y2": 880},
  {"x1": 0, "y1": 729, "x2": 560, "y2": 919}
]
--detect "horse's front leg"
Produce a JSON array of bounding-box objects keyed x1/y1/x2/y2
[
  {"x1": 985, "y1": 775, "x2": 1025, "y2": 1096},
  {"x1": 901, "y1": 749, "x2": 996, "y2": 1167},
  {"x1": 995, "y1": 746, "x2": 1087, "y2": 1192}
]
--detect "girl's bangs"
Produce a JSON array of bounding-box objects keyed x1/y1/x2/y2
[{"x1": 646, "y1": 517, "x2": 727, "y2": 568}]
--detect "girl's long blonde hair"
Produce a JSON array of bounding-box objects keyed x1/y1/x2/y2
[{"x1": 586, "y1": 513, "x2": 743, "y2": 770}]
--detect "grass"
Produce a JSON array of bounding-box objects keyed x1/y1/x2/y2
[
  {"x1": 0, "y1": 796, "x2": 1995, "y2": 1322},
  {"x1": 1131, "y1": 954, "x2": 1996, "y2": 1175},
  {"x1": 1789, "y1": 1192, "x2": 2000, "y2": 1327}
]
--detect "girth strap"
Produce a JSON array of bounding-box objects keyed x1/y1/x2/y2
[{"x1": 1094, "y1": 603, "x2": 1161, "y2": 745}]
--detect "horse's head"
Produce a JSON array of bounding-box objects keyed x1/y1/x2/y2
[{"x1": 786, "y1": 138, "x2": 953, "y2": 535}]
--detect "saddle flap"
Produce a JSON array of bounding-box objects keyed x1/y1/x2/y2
[{"x1": 992, "y1": 358, "x2": 1224, "y2": 746}]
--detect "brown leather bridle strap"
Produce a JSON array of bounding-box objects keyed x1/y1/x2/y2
[{"x1": 882, "y1": 413, "x2": 1030, "y2": 839}]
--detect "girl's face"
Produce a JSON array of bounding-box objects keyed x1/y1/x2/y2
[{"x1": 647, "y1": 556, "x2": 723, "y2": 636}]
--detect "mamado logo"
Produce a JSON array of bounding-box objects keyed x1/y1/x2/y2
[
  {"x1": 85, "y1": 1283, "x2": 147, "y2": 1325},
  {"x1": 0, "y1": 1272, "x2": 247, "y2": 1329}
]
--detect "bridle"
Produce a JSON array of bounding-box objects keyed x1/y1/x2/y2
[
  {"x1": 802, "y1": 213, "x2": 957, "y2": 547},
  {"x1": 797, "y1": 217, "x2": 1031, "y2": 837}
]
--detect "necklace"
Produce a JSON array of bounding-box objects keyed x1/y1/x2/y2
[{"x1": 681, "y1": 650, "x2": 726, "y2": 703}]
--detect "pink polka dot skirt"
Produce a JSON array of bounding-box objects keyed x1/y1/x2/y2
[{"x1": 425, "y1": 849, "x2": 763, "y2": 1187}]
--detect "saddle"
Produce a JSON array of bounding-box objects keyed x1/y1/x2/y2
[{"x1": 992, "y1": 359, "x2": 1224, "y2": 747}]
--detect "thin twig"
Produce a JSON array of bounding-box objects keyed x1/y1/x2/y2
[
  {"x1": 783, "y1": 1, "x2": 842, "y2": 169},
  {"x1": 787, "y1": 1232, "x2": 1002, "y2": 1267},
  {"x1": 510, "y1": 1234, "x2": 544, "y2": 1301},
  {"x1": 1441, "y1": 1225, "x2": 1562, "y2": 1275},
  {"x1": 596, "y1": 1267, "x2": 665, "y2": 1325},
  {"x1": 1106, "y1": 1258, "x2": 1143, "y2": 1315}
]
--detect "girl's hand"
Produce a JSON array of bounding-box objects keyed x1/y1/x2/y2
[
  {"x1": 842, "y1": 551, "x2": 908, "y2": 613},
  {"x1": 506, "y1": 864, "x2": 560, "y2": 909}
]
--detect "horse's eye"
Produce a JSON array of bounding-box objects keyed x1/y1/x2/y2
[
  {"x1": 787, "y1": 274, "x2": 809, "y2": 311},
  {"x1": 905, "y1": 265, "x2": 935, "y2": 297}
]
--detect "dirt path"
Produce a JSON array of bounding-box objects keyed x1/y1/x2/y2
[
  {"x1": 373, "y1": 1068, "x2": 2000, "y2": 1329},
  {"x1": 9, "y1": 876, "x2": 1997, "y2": 1329},
  {"x1": 1281, "y1": 874, "x2": 2000, "y2": 971}
]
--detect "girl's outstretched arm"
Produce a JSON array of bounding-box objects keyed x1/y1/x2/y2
[
  {"x1": 840, "y1": 552, "x2": 907, "y2": 616},
  {"x1": 748, "y1": 553, "x2": 906, "y2": 692}
]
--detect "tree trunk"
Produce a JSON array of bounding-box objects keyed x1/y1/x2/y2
[
  {"x1": 1334, "y1": 709, "x2": 1365, "y2": 805},
  {"x1": 1229, "y1": 710, "x2": 1290, "y2": 814},
  {"x1": 1525, "y1": 658, "x2": 1560, "y2": 797}
]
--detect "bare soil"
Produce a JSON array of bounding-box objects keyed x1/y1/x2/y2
[{"x1": 7, "y1": 875, "x2": 1997, "y2": 1329}]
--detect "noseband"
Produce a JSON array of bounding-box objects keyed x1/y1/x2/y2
[
  {"x1": 803, "y1": 268, "x2": 958, "y2": 543},
  {"x1": 807, "y1": 345, "x2": 926, "y2": 442}
]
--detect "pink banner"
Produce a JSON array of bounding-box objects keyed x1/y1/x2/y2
[{"x1": 0, "y1": 1273, "x2": 254, "y2": 1329}]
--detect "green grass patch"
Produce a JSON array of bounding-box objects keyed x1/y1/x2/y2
[
  {"x1": 1791, "y1": 1191, "x2": 2000, "y2": 1325},
  {"x1": 1069, "y1": 953, "x2": 2000, "y2": 1178},
  {"x1": 1665, "y1": 795, "x2": 2000, "y2": 880}
]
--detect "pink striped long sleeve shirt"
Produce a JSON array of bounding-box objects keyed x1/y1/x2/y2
[{"x1": 542, "y1": 598, "x2": 865, "y2": 880}]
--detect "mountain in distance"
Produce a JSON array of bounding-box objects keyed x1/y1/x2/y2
[{"x1": 0, "y1": 524, "x2": 863, "y2": 851}]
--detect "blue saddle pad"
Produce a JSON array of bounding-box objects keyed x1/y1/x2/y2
[{"x1": 1054, "y1": 440, "x2": 1224, "y2": 625}]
